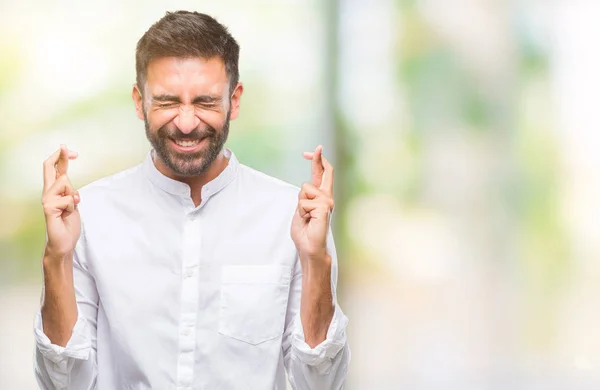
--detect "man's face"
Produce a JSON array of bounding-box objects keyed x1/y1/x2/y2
[{"x1": 133, "y1": 57, "x2": 242, "y2": 177}]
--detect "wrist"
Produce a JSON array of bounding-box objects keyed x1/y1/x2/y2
[
  {"x1": 300, "y1": 252, "x2": 331, "y2": 274},
  {"x1": 42, "y1": 249, "x2": 72, "y2": 270},
  {"x1": 299, "y1": 247, "x2": 328, "y2": 261}
]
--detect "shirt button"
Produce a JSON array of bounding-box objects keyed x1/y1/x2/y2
[
  {"x1": 183, "y1": 328, "x2": 191, "y2": 336},
  {"x1": 187, "y1": 214, "x2": 195, "y2": 221},
  {"x1": 185, "y1": 269, "x2": 194, "y2": 278}
]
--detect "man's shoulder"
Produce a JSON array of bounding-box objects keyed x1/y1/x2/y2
[
  {"x1": 79, "y1": 161, "x2": 145, "y2": 199},
  {"x1": 237, "y1": 163, "x2": 300, "y2": 198}
]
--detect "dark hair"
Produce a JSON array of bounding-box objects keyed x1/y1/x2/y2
[{"x1": 135, "y1": 11, "x2": 240, "y2": 95}]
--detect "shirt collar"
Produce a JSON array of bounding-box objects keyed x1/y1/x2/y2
[{"x1": 143, "y1": 148, "x2": 239, "y2": 199}]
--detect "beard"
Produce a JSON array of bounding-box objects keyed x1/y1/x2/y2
[{"x1": 144, "y1": 110, "x2": 230, "y2": 177}]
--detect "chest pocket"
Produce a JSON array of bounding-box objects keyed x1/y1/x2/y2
[{"x1": 218, "y1": 265, "x2": 292, "y2": 345}]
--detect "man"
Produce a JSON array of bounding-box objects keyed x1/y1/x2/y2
[{"x1": 34, "y1": 11, "x2": 350, "y2": 390}]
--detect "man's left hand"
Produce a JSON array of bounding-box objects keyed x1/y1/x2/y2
[{"x1": 291, "y1": 145, "x2": 335, "y2": 269}]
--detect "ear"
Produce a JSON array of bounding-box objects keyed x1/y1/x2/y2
[
  {"x1": 229, "y1": 82, "x2": 244, "y2": 121},
  {"x1": 132, "y1": 84, "x2": 145, "y2": 121}
]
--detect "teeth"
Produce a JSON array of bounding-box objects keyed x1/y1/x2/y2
[{"x1": 175, "y1": 139, "x2": 200, "y2": 147}]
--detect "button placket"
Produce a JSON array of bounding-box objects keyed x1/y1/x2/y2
[{"x1": 176, "y1": 215, "x2": 202, "y2": 388}]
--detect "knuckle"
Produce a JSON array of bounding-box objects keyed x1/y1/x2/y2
[
  {"x1": 42, "y1": 201, "x2": 53, "y2": 213},
  {"x1": 59, "y1": 175, "x2": 72, "y2": 186}
]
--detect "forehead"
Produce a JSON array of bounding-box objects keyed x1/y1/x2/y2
[{"x1": 145, "y1": 56, "x2": 228, "y2": 95}]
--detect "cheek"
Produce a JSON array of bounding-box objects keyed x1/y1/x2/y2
[
  {"x1": 197, "y1": 110, "x2": 227, "y2": 130},
  {"x1": 148, "y1": 109, "x2": 178, "y2": 130}
]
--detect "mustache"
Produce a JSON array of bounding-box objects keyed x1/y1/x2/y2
[{"x1": 158, "y1": 126, "x2": 216, "y2": 141}]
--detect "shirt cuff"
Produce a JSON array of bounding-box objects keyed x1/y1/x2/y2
[
  {"x1": 291, "y1": 303, "x2": 349, "y2": 372},
  {"x1": 34, "y1": 310, "x2": 91, "y2": 364}
]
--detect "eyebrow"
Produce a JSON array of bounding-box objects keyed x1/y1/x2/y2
[
  {"x1": 192, "y1": 95, "x2": 221, "y2": 104},
  {"x1": 152, "y1": 94, "x2": 221, "y2": 104},
  {"x1": 152, "y1": 94, "x2": 180, "y2": 103}
]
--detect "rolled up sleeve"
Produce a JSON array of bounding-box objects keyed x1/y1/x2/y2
[
  {"x1": 34, "y1": 311, "x2": 93, "y2": 389},
  {"x1": 291, "y1": 304, "x2": 349, "y2": 374}
]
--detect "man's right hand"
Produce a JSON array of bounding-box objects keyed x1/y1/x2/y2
[{"x1": 42, "y1": 145, "x2": 81, "y2": 262}]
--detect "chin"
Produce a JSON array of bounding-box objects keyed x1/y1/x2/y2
[{"x1": 171, "y1": 158, "x2": 211, "y2": 177}]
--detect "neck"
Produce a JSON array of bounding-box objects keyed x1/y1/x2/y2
[{"x1": 152, "y1": 150, "x2": 229, "y2": 206}]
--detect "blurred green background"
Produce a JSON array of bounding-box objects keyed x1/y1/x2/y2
[{"x1": 2, "y1": 0, "x2": 600, "y2": 388}]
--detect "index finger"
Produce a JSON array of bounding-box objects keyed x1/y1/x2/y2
[
  {"x1": 56, "y1": 144, "x2": 70, "y2": 177},
  {"x1": 320, "y1": 154, "x2": 334, "y2": 197},
  {"x1": 43, "y1": 148, "x2": 62, "y2": 192}
]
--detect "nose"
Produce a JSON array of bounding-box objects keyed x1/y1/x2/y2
[{"x1": 173, "y1": 105, "x2": 200, "y2": 134}]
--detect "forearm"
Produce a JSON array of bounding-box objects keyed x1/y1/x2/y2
[
  {"x1": 288, "y1": 277, "x2": 350, "y2": 389},
  {"x1": 300, "y1": 253, "x2": 334, "y2": 348},
  {"x1": 35, "y1": 243, "x2": 99, "y2": 390},
  {"x1": 41, "y1": 251, "x2": 78, "y2": 347}
]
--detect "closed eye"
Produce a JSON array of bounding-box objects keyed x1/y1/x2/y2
[
  {"x1": 156, "y1": 102, "x2": 179, "y2": 109},
  {"x1": 195, "y1": 102, "x2": 219, "y2": 109}
]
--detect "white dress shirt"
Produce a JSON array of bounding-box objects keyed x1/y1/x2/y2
[{"x1": 34, "y1": 149, "x2": 350, "y2": 390}]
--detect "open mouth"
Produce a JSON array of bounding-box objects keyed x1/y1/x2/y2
[{"x1": 170, "y1": 137, "x2": 207, "y2": 152}]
